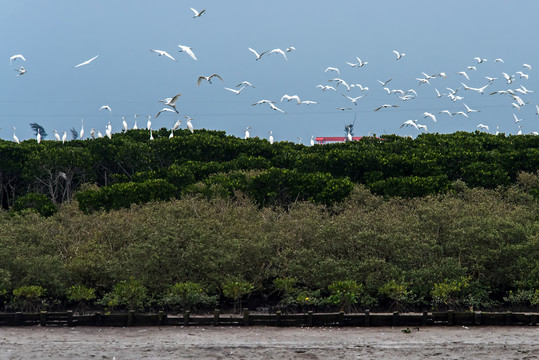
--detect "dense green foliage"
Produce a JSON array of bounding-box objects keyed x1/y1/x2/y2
[
  {"x1": 0, "y1": 179, "x2": 537, "y2": 312},
  {"x1": 0, "y1": 130, "x2": 537, "y2": 211}
]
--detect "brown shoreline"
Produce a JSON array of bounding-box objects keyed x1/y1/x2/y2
[{"x1": 1, "y1": 326, "x2": 538, "y2": 359}]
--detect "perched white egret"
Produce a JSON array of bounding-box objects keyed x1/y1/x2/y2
[
  {"x1": 172, "y1": 119, "x2": 182, "y2": 131},
  {"x1": 149, "y1": 128, "x2": 154, "y2": 141},
  {"x1": 178, "y1": 44, "x2": 197, "y2": 60},
  {"x1": 310, "y1": 135, "x2": 315, "y2": 146},
  {"x1": 244, "y1": 126, "x2": 251, "y2": 139},
  {"x1": 147, "y1": 116, "x2": 152, "y2": 130},
  {"x1": 105, "y1": 126, "x2": 112, "y2": 139},
  {"x1": 268, "y1": 131, "x2": 274, "y2": 144},
  {"x1": 169, "y1": 129, "x2": 174, "y2": 138},
  {"x1": 90, "y1": 128, "x2": 95, "y2": 139},
  {"x1": 248, "y1": 47, "x2": 269, "y2": 61},
  {"x1": 149, "y1": 49, "x2": 176, "y2": 61},
  {"x1": 197, "y1": 73, "x2": 223, "y2": 86},
  {"x1": 54, "y1": 130, "x2": 61, "y2": 141},
  {"x1": 36, "y1": 129, "x2": 41, "y2": 144},
  {"x1": 122, "y1": 117, "x2": 128, "y2": 132},
  {"x1": 74, "y1": 55, "x2": 99, "y2": 68},
  {"x1": 186, "y1": 117, "x2": 194, "y2": 133},
  {"x1": 97, "y1": 130, "x2": 103, "y2": 138},
  {"x1": 80, "y1": 119, "x2": 85, "y2": 139},
  {"x1": 190, "y1": 7, "x2": 206, "y2": 18},
  {"x1": 12, "y1": 127, "x2": 20, "y2": 144},
  {"x1": 62, "y1": 131, "x2": 67, "y2": 144}
]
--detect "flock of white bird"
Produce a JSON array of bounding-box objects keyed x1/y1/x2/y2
[{"x1": 6, "y1": 6, "x2": 539, "y2": 145}]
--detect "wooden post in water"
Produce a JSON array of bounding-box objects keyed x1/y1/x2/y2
[
  {"x1": 338, "y1": 310, "x2": 345, "y2": 326},
  {"x1": 184, "y1": 310, "x2": 190, "y2": 326},
  {"x1": 276, "y1": 310, "x2": 282, "y2": 327},
  {"x1": 392, "y1": 311, "x2": 399, "y2": 327},
  {"x1": 213, "y1": 309, "x2": 220, "y2": 326},
  {"x1": 307, "y1": 311, "x2": 313, "y2": 327},
  {"x1": 127, "y1": 310, "x2": 134, "y2": 327},
  {"x1": 40, "y1": 311, "x2": 47, "y2": 327},
  {"x1": 365, "y1": 310, "x2": 370, "y2": 327},
  {"x1": 474, "y1": 311, "x2": 482, "y2": 326},
  {"x1": 67, "y1": 310, "x2": 73, "y2": 327},
  {"x1": 243, "y1": 309, "x2": 250, "y2": 326},
  {"x1": 447, "y1": 310, "x2": 454, "y2": 326}
]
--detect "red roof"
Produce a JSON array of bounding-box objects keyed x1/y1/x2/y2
[{"x1": 315, "y1": 136, "x2": 363, "y2": 144}]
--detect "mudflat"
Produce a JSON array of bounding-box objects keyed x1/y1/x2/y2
[{"x1": 1, "y1": 325, "x2": 538, "y2": 359}]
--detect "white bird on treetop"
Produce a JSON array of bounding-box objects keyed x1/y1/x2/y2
[
  {"x1": 74, "y1": 55, "x2": 99, "y2": 68},
  {"x1": 268, "y1": 131, "x2": 274, "y2": 144},
  {"x1": 80, "y1": 119, "x2": 85, "y2": 139},
  {"x1": 54, "y1": 130, "x2": 61, "y2": 141},
  {"x1": 186, "y1": 117, "x2": 194, "y2": 133},
  {"x1": 244, "y1": 126, "x2": 251, "y2": 139},
  {"x1": 12, "y1": 127, "x2": 20, "y2": 144}
]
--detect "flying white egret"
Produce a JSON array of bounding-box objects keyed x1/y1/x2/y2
[
  {"x1": 155, "y1": 107, "x2": 176, "y2": 118},
  {"x1": 190, "y1": 7, "x2": 206, "y2": 18},
  {"x1": 80, "y1": 119, "x2": 85, "y2": 139},
  {"x1": 159, "y1": 93, "x2": 181, "y2": 113},
  {"x1": 300, "y1": 100, "x2": 317, "y2": 105},
  {"x1": 74, "y1": 55, "x2": 99, "y2": 68},
  {"x1": 341, "y1": 94, "x2": 366, "y2": 105},
  {"x1": 377, "y1": 78, "x2": 392, "y2": 86},
  {"x1": 536, "y1": 104, "x2": 539, "y2": 115},
  {"x1": 502, "y1": 72, "x2": 514, "y2": 84},
  {"x1": 374, "y1": 104, "x2": 398, "y2": 111},
  {"x1": 495, "y1": 58, "x2": 504, "y2": 63},
  {"x1": 467, "y1": 66, "x2": 477, "y2": 71},
  {"x1": 477, "y1": 124, "x2": 489, "y2": 131},
  {"x1": 252, "y1": 99, "x2": 275, "y2": 106},
  {"x1": 149, "y1": 49, "x2": 176, "y2": 61},
  {"x1": 461, "y1": 82, "x2": 490, "y2": 94},
  {"x1": 325, "y1": 67, "x2": 340, "y2": 74},
  {"x1": 197, "y1": 73, "x2": 223, "y2": 86},
  {"x1": 328, "y1": 78, "x2": 350, "y2": 91},
  {"x1": 268, "y1": 48, "x2": 287, "y2": 60},
  {"x1": 523, "y1": 64, "x2": 532, "y2": 70},
  {"x1": 186, "y1": 117, "x2": 194, "y2": 133},
  {"x1": 178, "y1": 45, "x2": 197, "y2": 60},
  {"x1": 316, "y1": 85, "x2": 336, "y2": 91},
  {"x1": 236, "y1": 81, "x2": 255, "y2": 88},
  {"x1": 400, "y1": 119, "x2": 419, "y2": 129},
  {"x1": 281, "y1": 94, "x2": 301, "y2": 104},
  {"x1": 457, "y1": 71, "x2": 470, "y2": 81},
  {"x1": 286, "y1": 46, "x2": 296, "y2": 52},
  {"x1": 473, "y1": 57, "x2": 487, "y2": 63},
  {"x1": 485, "y1": 76, "x2": 497, "y2": 82},
  {"x1": 393, "y1": 50, "x2": 405, "y2": 60},
  {"x1": 248, "y1": 47, "x2": 269, "y2": 61},
  {"x1": 99, "y1": 105, "x2": 111, "y2": 112},
  {"x1": 224, "y1": 85, "x2": 247, "y2": 95},
  {"x1": 423, "y1": 112, "x2": 437, "y2": 122},
  {"x1": 350, "y1": 84, "x2": 369, "y2": 91},
  {"x1": 513, "y1": 113, "x2": 523, "y2": 123},
  {"x1": 463, "y1": 104, "x2": 480, "y2": 113},
  {"x1": 439, "y1": 110, "x2": 452, "y2": 116},
  {"x1": 15, "y1": 66, "x2": 26, "y2": 76},
  {"x1": 452, "y1": 111, "x2": 469, "y2": 118},
  {"x1": 516, "y1": 71, "x2": 529, "y2": 80},
  {"x1": 10, "y1": 54, "x2": 26, "y2": 64},
  {"x1": 12, "y1": 127, "x2": 20, "y2": 144},
  {"x1": 244, "y1": 126, "x2": 251, "y2": 139},
  {"x1": 269, "y1": 103, "x2": 285, "y2": 113}
]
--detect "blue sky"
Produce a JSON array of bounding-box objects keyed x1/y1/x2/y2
[{"x1": 2, "y1": 0, "x2": 538, "y2": 143}]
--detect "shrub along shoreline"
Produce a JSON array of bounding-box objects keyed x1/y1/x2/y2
[{"x1": 1, "y1": 180, "x2": 537, "y2": 314}]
